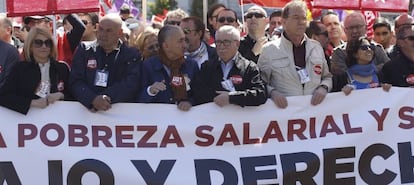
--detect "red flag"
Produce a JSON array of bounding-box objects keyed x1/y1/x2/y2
[
  {"x1": 103, "y1": 0, "x2": 112, "y2": 9},
  {"x1": 361, "y1": 0, "x2": 409, "y2": 12},
  {"x1": 362, "y1": 10, "x2": 379, "y2": 39},
  {"x1": 7, "y1": 0, "x2": 99, "y2": 17},
  {"x1": 313, "y1": 0, "x2": 359, "y2": 10},
  {"x1": 151, "y1": 9, "x2": 169, "y2": 24},
  {"x1": 239, "y1": 0, "x2": 289, "y2": 8},
  {"x1": 313, "y1": 0, "x2": 408, "y2": 12}
]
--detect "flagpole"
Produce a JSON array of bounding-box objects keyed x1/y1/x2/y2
[
  {"x1": 203, "y1": 0, "x2": 207, "y2": 28},
  {"x1": 142, "y1": 0, "x2": 147, "y2": 22},
  {"x1": 240, "y1": 0, "x2": 245, "y2": 33}
]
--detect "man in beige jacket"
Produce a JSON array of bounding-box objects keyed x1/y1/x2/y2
[{"x1": 258, "y1": 0, "x2": 332, "y2": 109}]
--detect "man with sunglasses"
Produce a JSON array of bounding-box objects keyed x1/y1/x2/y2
[
  {"x1": 380, "y1": 24, "x2": 414, "y2": 87},
  {"x1": 258, "y1": 0, "x2": 332, "y2": 109},
  {"x1": 239, "y1": 6, "x2": 272, "y2": 64},
  {"x1": 180, "y1": 16, "x2": 218, "y2": 69},
  {"x1": 330, "y1": 12, "x2": 390, "y2": 76},
  {"x1": 164, "y1": 8, "x2": 188, "y2": 26},
  {"x1": 389, "y1": 13, "x2": 414, "y2": 60},
  {"x1": 216, "y1": 8, "x2": 239, "y2": 29}
]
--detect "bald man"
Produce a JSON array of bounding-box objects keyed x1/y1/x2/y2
[
  {"x1": 330, "y1": 12, "x2": 390, "y2": 75},
  {"x1": 389, "y1": 13, "x2": 414, "y2": 59},
  {"x1": 70, "y1": 13, "x2": 142, "y2": 112}
]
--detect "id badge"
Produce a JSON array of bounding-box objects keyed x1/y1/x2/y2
[
  {"x1": 35, "y1": 81, "x2": 50, "y2": 98},
  {"x1": 184, "y1": 75, "x2": 191, "y2": 91},
  {"x1": 95, "y1": 70, "x2": 109, "y2": 87},
  {"x1": 297, "y1": 68, "x2": 310, "y2": 84},
  {"x1": 221, "y1": 79, "x2": 235, "y2": 92}
]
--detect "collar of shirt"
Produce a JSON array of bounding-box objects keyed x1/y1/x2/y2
[
  {"x1": 38, "y1": 59, "x2": 51, "y2": 82},
  {"x1": 220, "y1": 54, "x2": 237, "y2": 80}
]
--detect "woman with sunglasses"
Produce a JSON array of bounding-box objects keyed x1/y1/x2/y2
[
  {"x1": 0, "y1": 27, "x2": 71, "y2": 115},
  {"x1": 335, "y1": 37, "x2": 391, "y2": 95},
  {"x1": 132, "y1": 27, "x2": 159, "y2": 61}
]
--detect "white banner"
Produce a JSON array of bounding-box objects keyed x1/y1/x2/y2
[{"x1": 1, "y1": 87, "x2": 414, "y2": 185}]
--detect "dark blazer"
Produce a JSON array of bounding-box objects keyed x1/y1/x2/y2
[
  {"x1": 70, "y1": 42, "x2": 142, "y2": 109},
  {"x1": 193, "y1": 52, "x2": 267, "y2": 106},
  {"x1": 206, "y1": 42, "x2": 219, "y2": 64},
  {"x1": 138, "y1": 55, "x2": 199, "y2": 104},
  {"x1": 0, "y1": 59, "x2": 70, "y2": 114}
]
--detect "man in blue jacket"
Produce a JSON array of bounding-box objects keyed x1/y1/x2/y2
[
  {"x1": 70, "y1": 13, "x2": 141, "y2": 112},
  {"x1": 138, "y1": 25, "x2": 199, "y2": 111}
]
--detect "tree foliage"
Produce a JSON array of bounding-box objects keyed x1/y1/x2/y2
[
  {"x1": 191, "y1": 0, "x2": 217, "y2": 18},
  {"x1": 149, "y1": 0, "x2": 178, "y2": 16}
]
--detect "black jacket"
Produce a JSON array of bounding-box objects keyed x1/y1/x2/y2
[
  {"x1": 0, "y1": 59, "x2": 70, "y2": 114},
  {"x1": 193, "y1": 52, "x2": 267, "y2": 106}
]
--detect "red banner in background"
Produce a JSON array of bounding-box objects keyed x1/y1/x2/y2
[
  {"x1": 313, "y1": 0, "x2": 409, "y2": 12},
  {"x1": 7, "y1": 0, "x2": 100, "y2": 17},
  {"x1": 239, "y1": 0, "x2": 289, "y2": 8},
  {"x1": 361, "y1": 0, "x2": 409, "y2": 12}
]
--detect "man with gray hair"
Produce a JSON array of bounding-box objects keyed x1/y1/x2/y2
[
  {"x1": 193, "y1": 25, "x2": 267, "y2": 107},
  {"x1": 138, "y1": 25, "x2": 199, "y2": 111},
  {"x1": 164, "y1": 8, "x2": 189, "y2": 26},
  {"x1": 0, "y1": 14, "x2": 20, "y2": 89},
  {"x1": 330, "y1": 12, "x2": 390, "y2": 75},
  {"x1": 239, "y1": 5, "x2": 273, "y2": 63},
  {"x1": 0, "y1": 13, "x2": 22, "y2": 49},
  {"x1": 258, "y1": 0, "x2": 332, "y2": 109}
]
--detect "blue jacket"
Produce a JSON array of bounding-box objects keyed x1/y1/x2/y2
[
  {"x1": 138, "y1": 56, "x2": 199, "y2": 104},
  {"x1": 70, "y1": 42, "x2": 141, "y2": 109}
]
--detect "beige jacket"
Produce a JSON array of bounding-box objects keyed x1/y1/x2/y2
[{"x1": 258, "y1": 34, "x2": 332, "y2": 96}]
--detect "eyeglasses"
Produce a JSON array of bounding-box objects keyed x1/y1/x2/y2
[
  {"x1": 215, "y1": 39, "x2": 236, "y2": 47},
  {"x1": 33, "y1": 39, "x2": 53, "y2": 48},
  {"x1": 146, "y1": 43, "x2": 159, "y2": 51},
  {"x1": 218, "y1": 17, "x2": 236, "y2": 23},
  {"x1": 359, "y1": 44, "x2": 375, "y2": 51},
  {"x1": 403, "y1": 35, "x2": 414, "y2": 41},
  {"x1": 345, "y1": 24, "x2": 365, "y2": 31},
  {"x1": 183, "y1": 28, "x2": 197, "y2": 34},
  {"x1": 245, "y1": 12, "x2": 265, "y2": 19},
  {"x1": 81, "y1": 20, "x2": 90, "y2": 25},
  {"x1": 165, "y1": 20, "x2": 181, "y2": 26}
]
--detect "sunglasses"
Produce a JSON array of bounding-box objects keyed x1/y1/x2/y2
[
  {"x1": 316, "y1": 31, "x2": 328, "y2": 37},
  {"x1": 359, "y1": 44, "x2": 375, "y2": 51},
  {"x1": 245, "y1": 12, "x2": 265, "y2": 19},
  {"x1": 147, "y1": 43, "x2": 159, "y2": 51},
  {"x1": 404, "y1": 36, "x2": 414, "y2": 41},
  {"x1": 218, "y1": 17, "x2": 236, "y2": 23},
  {"x1": 33, "y1": 39, "x2": 53, "y2": 48},
  {"x1": 215, "y1": 39, "x2": 236, "y2": 47},
  {"x1": 166, "y1": 20, "x2": 181, "y2": 26}
]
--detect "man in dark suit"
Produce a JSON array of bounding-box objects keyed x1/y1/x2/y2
[
  {"x1": 193, "y1": 25, "x2": 267, "y2": 107},
  {"x1": 70, "y1": 14, "x2": 141, "y2": 112}
]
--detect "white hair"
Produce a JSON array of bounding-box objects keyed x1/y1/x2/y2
[{"x1": 216, "y1": 25, "x2": 240, "y2": 41}]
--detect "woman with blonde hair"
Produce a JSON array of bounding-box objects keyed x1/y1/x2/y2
[
  {"x1": 132, "y1": 27, "x2": 159, "y2": 60},
  {"x1": 0, "y1": 27, "x2": 71, "y2": 114}
]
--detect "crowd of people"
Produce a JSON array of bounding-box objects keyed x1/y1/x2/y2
[{"x1": 0, "y1": 0, "x2": 413, "y2": 115}]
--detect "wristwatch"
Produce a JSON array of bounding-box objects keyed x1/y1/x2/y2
[{"x1": 318, "y1": 84, "x2": 329, "y2": 92}]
